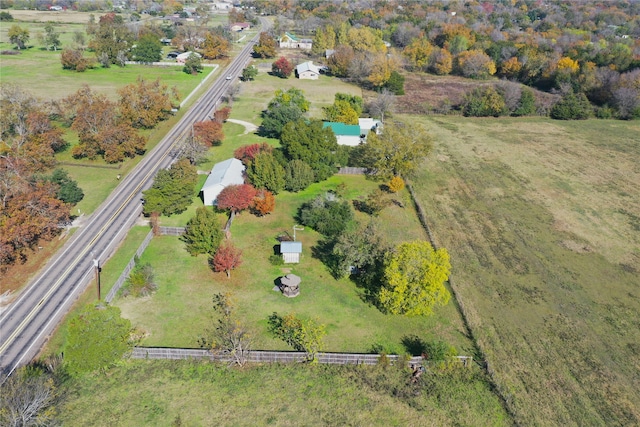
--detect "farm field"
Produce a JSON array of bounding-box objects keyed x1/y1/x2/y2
[{"x1": 410, "y1": 116, "x2": 640, "y2": 426}]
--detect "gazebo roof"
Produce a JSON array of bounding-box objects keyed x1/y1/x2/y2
[{"x1": 281, "y1": 274, "x2": 301, "y2": 287}]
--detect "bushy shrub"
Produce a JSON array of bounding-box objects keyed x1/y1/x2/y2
[
  {"x1": 121, "y1": 260, "x2": 157, "y2": 297},
  {"x1": 550, "y1": 91, "x2": 592, "y2": 120},
  {"x1": 298, "y1": 195, "x2": 354, "y2": 237},
  {"x1": 462, "y1": 86, "x2": 507, "y2": 117}
]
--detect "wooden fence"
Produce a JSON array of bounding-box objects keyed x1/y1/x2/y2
[
  {"x1": 158, "y1": 226, "x2": 186, "y2": 236},
  {"x1": 130, "y1": 347, "x2": 428, "y2": 366}
]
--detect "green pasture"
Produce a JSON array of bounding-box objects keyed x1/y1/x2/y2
[
  {"x1": 59, "y1": 360, "x2": 509, "y2": 427},
  {"x1": 410, "y1": 116, "x2": 640, "y2": 426}
]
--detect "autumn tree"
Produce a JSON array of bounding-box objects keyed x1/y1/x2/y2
[
  {"x1": 131, "y1": 33, "x2": 162, "y2": 63},
  {"x1": 361, "y1": 121, "x2": 433, "y2": 181},
  {"x1": 213, "y1": 106, "x2": 231, "y2": 123},
  {"x1": 202, "y1": 32, "x2": 231, "y2": 59},
  {"x1": 8, "y1": 24, "x2": 29, "y2": 49},
  {"x1": 88, "y1": 13, "x2": 134, "y2": 66},
  {"x1": 118, "y1": 77, "x2": 177, "y2": 129},
  {"x1": 463, "y1": 86, "x2": 508, "y2": 117},
  {"x1": 142, "y1": 158, "x2": 198, "y2": 216},
  {"x1": 378, "y1": 241, "x2": 451, "y2": 316},
  {"x1": 193, "y1": 120, "x2": 224, "y2": 146},
  {"x1": 323, "y1": 93, "x2": 363, "y2": 125},
  {"x1": 267, "y1": 312, "x2": 326, "y2": 361},
  {"x1": 387, "y1": 176, "x2": 405, "y2": 193},
  {"x1": 64, "y1": 304, "x2": 134, "y2": 376},
  {"x1": 271, "y1": 56, "x2": 293, "y2": 78},
  {"x1": 455, "y1": 50, "x2": 496, "y2": 79},
  {"x1": 403, "y1": 38, "x2": 433, "y2": 71},
  {"x1": 216, "y1": 184, "x2": 258, "y2": 214},
  {"x1": 61, "y1": 48, "x2": 94, "y2": 71},
  {"x1": 199, "y1": 293, "x2": 253, "y2": 366},
  {"x1": 430, "y1": 48, "x2": 452, "y2": 75},
  {"x1": 253, "y1": 32, "x2": 276, "y2": 58},
  {"x1": 234, "y1": 142, "x2": 273, "y2": 165},
  {"x1": 180, "y1": 135, "x2": 208, "y2": 165},
  {"x1": 182, "y1": 206, "x2": 224, "y2": 256},
  {"x1": 327, "y1": 44, "x2": 355, "y2": 77},
  {"x1": 211, "y1": 241, "x2": 243, "y2": 278},
  {"x1": 252, "y1": 189, "x2": 275, "y2": 216},
  {"x1": 245, "y1": 152, "x2": 285, "y2": 193}
]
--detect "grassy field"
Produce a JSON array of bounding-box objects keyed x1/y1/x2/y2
[
  {"x1": 115, "y1": 174, "x2": 469, "y2": 354},
  {"x1": 410, "y1": 116, "x2": 640, "y2": 426},
  {"x1": 58, "y1": 359, "x2": 509, "y2": 426}
]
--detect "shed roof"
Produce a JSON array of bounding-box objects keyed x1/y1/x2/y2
[
  {"x1": 323, "y1": 122, "x2": 361, "y2": 136},
  {"x1": 280, "y1": 241, "x2": 302, "y2": 253}
]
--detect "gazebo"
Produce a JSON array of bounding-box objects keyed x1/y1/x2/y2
[{"x1": 280, "y1": 274, "x2": 301, "y2": 298}]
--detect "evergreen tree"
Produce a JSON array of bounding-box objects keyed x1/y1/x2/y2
[
  {"x1": 550, "y1": 91, "x2": 592, "y2": 120},
  {"x1": 182, "y1": 207, "x2": 224, "y2": 256},
  {"x1": 513, "y1": 88, "x2": 536, "y2": 116},
  {"x1": 285, "y1": 160, "x2": 315, "y2": 192},
  {"x1": 246, "y1": 152, "x2": 285, "y2": 193}
]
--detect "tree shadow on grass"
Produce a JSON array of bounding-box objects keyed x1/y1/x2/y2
[{"x1": 401, "y1": 335, "x2": 428, "y2": 357}]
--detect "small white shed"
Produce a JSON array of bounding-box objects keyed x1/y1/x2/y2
[
  {"x1": 280, "y1": 241, "x2": 302, "y2": 263},
  {"x1": 201, "y1": 158, "x2": 245, "y2": 206},
  {"x1": 295, "y1": 61, "x2": 320, "y2": 80}
]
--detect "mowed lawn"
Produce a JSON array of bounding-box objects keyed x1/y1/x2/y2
[
  {"x1": 115, "y1": 173, "x2": 471, "y2": 355},
  {"x1": 410, "y1": 116, "x2": 640, "y2": 426}
]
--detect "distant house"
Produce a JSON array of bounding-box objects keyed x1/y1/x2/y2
[
  {"x1": 230, "y1": 22, "x2": 251, "y2": 32},
  {"x1": 278, "y1": 32, "x2": 313, "y2": 49},
  {"x1": 323, "y1": 122, "x2": 362, "y2": 146},
  {"x1": 201, "y1": 158, "x2": 245, "y2": 206},
  {"x1": 325, "y1": 49, "x2": 335, "y2": 58},
  {"x1": 49, "y1": 5, "x2": 63, "y2": 10},
  {"x1": 295, "y1": 61, "x2": 320, "y2": 80},
  {"x1": 280, "y1": 241, "x2": 302, "y2": 263},
  {"x1": 176, "y1": 51, "x2": 201, "y2": 64},
  {"x1": 358, "y1": 118, "x2": 382, "y2": 137}
]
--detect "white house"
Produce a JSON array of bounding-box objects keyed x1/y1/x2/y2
[
  {"x1": 278, "y1": 32, "x2": 313, "y2": 49},
  {"x1": 295, "y1": 61, "x2": 320, "y2": 80},
  {"x1": 322, "y1": 122, "x2": 362, "y2": 146},
  {"x1": 176, "y1": 51, "x2": 201, "y2": 64},
  {"x1": 280, "y1": 241, "x2": 302, "y2": 263},
  {"x1": 201, "y1": 158, "x2": 245, "y2": 206},
  {"x1": 358, "y1": 118, "x2": 382, "y2": 137}
]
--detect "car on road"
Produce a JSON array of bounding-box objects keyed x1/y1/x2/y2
[{"x1": 226, "y1": 75, "x2": 233, "y2": 80}]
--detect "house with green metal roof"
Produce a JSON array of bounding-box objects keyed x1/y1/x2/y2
[
  {"x1": 322, "y1": 122, "x2": 363, "y2": 146},
  {"x1": 278, "y1": 32, "x2": 313, "y2": 49}
]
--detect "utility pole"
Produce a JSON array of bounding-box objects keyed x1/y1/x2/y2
[{"x1": 93, "y1": 257, "x2": 101, "y2": 300}]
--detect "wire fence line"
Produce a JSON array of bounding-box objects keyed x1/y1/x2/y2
[
  {"x1": 130, "y1": 347, "x2": 432, "y2": 367},
  {"x1": 105, "y1": 229, "x2": 155, "y2": 303}
]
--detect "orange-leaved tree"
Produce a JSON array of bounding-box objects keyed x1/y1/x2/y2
[
  {"x1": 252, "y1": 189, "x2": 275, "y2": 216},
  {"x1": 211, "y1": 242, "x2": 242, "y2": 278}
]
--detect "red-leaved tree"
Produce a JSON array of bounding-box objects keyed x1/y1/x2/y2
[
  {"x1": 233, "y1": 143, "x2": 272, "y2": 165},
  {"x1": 252, "y1": 189, "x2": 275, "y2": 216},
  {"x1": 272, "y1": 56, "x2": 294, "y2": 78},
  {"x1": 212, "y1": 242, "x2": 242, "y2": 278},
  {"x1": 213, "y1": 106, "x2": 231, "y2": 123},
  {"x1": 216, "y1": 184, "x2": 257, "y2": 214},
  {"x1": 193, "y1": 121, "x2": 224, "y2": 146}
]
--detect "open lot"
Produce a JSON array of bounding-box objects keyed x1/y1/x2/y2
[{"x1": 410, "y1": 116, "x2": 640, "y2": 426}]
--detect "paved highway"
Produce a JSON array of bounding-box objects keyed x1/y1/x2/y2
[{"x1": 0, "y1": 22, "x2": 268, "y2": 375}]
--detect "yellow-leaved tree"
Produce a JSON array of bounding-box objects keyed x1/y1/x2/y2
[{"x1": 378, "y1": 241, "x2": 451, "y2": 316}]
